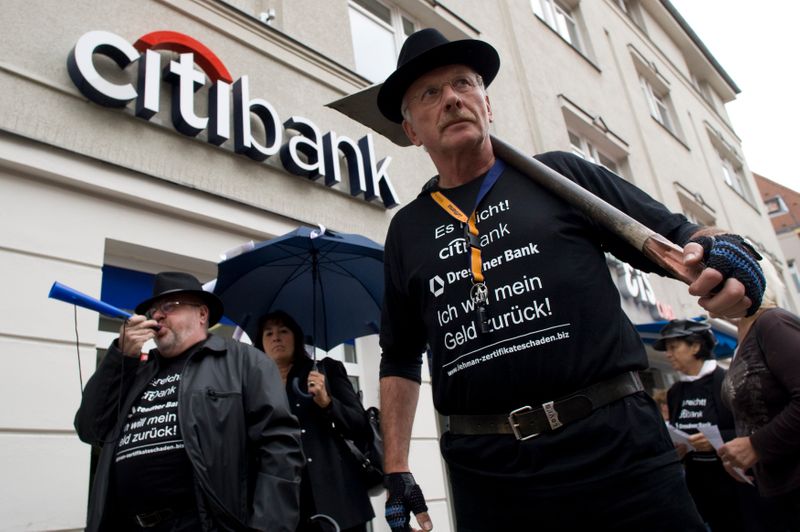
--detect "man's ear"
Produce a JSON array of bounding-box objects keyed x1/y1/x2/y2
[
  {"x1": 198, "y1": 304, "x2": 209, "y2": 326},
  {"x1": 485, "y1": 94, "x2": 493, "y2": 123},
  {"x1": 402, "y1": 118, "x2": 423, "y2": 147}
]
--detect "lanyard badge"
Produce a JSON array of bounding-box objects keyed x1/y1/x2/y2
[
  {"x1": 470, "y1": 282, "x2": 490, "y2": 334},
  {"x1": 430, "y1": 159, "x2": 505, "y2": 335}
]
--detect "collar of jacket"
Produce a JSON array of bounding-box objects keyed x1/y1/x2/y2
[
  {"x1": 202, "y1": 333, "x2": 227, "y2": 354},
  {"x1": 678, "y1": 359, "x2": 717, "y2": 382}
]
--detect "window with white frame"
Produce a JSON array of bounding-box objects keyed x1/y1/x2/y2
[
  {"x1": 765, "y1": 195, "x2": 789, "y2": 217},
  {"x1": 568, "y1": 130, "x2": 620, "y2": 174},
  {"x1": 706, "y1": 125, "x2": 755, "y2": 205},
  {"x1": 613, "y1": 0, "x2": 646, "y2": 31},
  {"x1": 561, "y1": 97, "x2": 630, "y2": 180},
  {"x1": 531, "y1": 0, "x2": 583, "y2": 51},
  {"x1": 630, "y1": 47, "x2": 681, "y2": 137},
  {"x1": 690, "y1": 72, "x2": 716, "y2": 109},
  {"x1": 789, "y1": 259, "x2": 800, "y2": 294},
  {"x1": 348, "y1": 0, "x2": 416, "y2": 83},
  {"x1": 719, "y1": 151, "x2": 755, "y2": 203},
  {"x1": 309, "y1": 341, "x2": 364, "y2": 394},
  {"x1": 675, "y1": 187, "x2": 716, "y2": 227},
  {"x1": 639, "y1": 75, "x2": 674, "y2": 132}
]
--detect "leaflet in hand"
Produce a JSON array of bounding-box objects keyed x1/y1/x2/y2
[
  {"x1": 666, "y1": 423, "x2": 696, "y2": 452},
  {"x1": 697, "y1": 425, "x2": 754, "y2": 486}
]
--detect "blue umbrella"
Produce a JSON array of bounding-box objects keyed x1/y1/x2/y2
[{"x1": 213, "y1": 226, "x2": 384, "y2": 353}]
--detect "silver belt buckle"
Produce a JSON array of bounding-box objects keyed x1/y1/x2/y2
[{"x1": 508, "y1": 405, "x2": 539, "y2": 441}]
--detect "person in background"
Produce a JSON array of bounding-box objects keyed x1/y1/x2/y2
[
  {"x1": 256, "y1": 310, "x2": 375, "y2": 532},
  {"x1": 75, "y1": 272, "x2": 303, "y2": 531},
  {"x1": 374, "y1": 27, "x2": 766, "y2": 532},
  {"x1": 656, "y1": 319, "x2": 746, "y2": 531},
  {"x1": 651, "y1": 388, "x2": 670, "y2": 422},
  {"x1": 720, "y1": 261, "x2": 800, "y2": 531}
]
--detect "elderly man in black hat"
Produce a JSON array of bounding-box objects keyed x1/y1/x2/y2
[
  {"x1": 75, "y1": 272, "x2": 303, "y2": 531},
  {"x1": 376, "y1": 28, "x2": 766, "y2": 532}
]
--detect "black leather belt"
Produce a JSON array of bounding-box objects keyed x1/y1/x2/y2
[
  {"x1": 448, "y1": 371, "x2": 644, "y2": 440},
  {"x1": 133, "y1": 503, "x2": 194, "y2": 528}
]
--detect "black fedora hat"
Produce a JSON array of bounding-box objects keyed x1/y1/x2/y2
[
  {"x1": 652, "y1": 319, "x2": 716, "y2": 352},
  {"x1": 135, "y1": 272, "x2": 224, "y2": 326},
  {"x1": 377, "y1": 28, "x2": 500, "y2": 123}
]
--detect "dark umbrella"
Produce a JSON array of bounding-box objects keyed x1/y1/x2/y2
[{"x1": 213, "y1": 226, "x2": 384, "y2": 353}]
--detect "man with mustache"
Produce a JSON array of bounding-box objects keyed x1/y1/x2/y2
[
  {"x1": 74, "y1": 272, "x2": 303, "y2": 531},
  {"x1": 375, "y1": 29, "x2": 765, "y2": 532}
]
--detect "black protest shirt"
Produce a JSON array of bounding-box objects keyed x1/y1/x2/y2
[
  {"x1": 667, "y1": 369, "x2": 723, "y2": 461},
  {"x1": 669, "y1": 372, "x2": 722, "y2": 433},
  {"x1": 113, "y1": 351, "x2": 194, "y2": 513},
  {"x1": 380, "y1": 151, "x2": 699, "y2": 485}
]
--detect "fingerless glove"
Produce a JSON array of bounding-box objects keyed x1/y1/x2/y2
[
  {"x1": 689, "y1": 234, "x2": 765, "y2": 316},
  {"x1": 385, "y1": 472, "x2": 428, "y2": 532}
]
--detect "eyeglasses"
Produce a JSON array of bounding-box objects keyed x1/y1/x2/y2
[
  {"x1": 145, "y1": 301, "x2": 201, "y2": 319},
  {"x1": 406, "y1": 74, "x2": 483, "y2": 108}
]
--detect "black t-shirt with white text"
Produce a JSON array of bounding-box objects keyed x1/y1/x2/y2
[
  {"x1": 380, "y1": 151, "x2": 699, "y2": 486},
  {"x1": 113, "y1": 352, "x2": 194, "y2": 513},
  {"x1": 669, "y1": 372, "x2": 723, "y2": 462}
]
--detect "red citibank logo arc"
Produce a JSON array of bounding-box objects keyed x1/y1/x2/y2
[
  {"x1": 67, "y1": 30, "x2": 398, "y2": 208},
  {"x1": 133, "y1": 31, "x2": 233, "y2": 83}
]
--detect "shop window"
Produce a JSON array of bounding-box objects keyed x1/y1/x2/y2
[
  {"x1": 531, "y1": 0, "x2": 585, "y2": 52},
  {"x1": 348, "y1": 0, "x2": 416, "y2": 83}
]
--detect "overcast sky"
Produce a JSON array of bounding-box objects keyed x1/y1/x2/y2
[{"x1": 669, "y1": 0, "x2": 800, "y2": 191}]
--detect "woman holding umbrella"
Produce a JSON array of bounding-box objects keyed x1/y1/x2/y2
[{"x1": 255, "y1": 310, "x2": 375, "y2": 532}]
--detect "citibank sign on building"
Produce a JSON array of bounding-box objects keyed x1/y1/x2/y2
[{"x1": 67, "y1": 30, "x2": 399, "y2": 208}]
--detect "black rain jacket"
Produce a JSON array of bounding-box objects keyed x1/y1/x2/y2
[{"x1": 74, "y1": 334, "x2": 304, "y2": 531}]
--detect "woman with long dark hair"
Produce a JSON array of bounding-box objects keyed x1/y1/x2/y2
[{"x1": 255, "y1": 310, "x2": 375, "y2": 532}]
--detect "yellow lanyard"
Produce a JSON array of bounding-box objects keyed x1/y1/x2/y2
[
  {"x1": 429, "y1": 159, "x2": 505, "y2": 333},
  {"x1": 430, "y1": 193, "x2": 485, "y2": 283}
]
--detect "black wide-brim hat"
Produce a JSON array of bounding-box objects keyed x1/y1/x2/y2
[
  {"x1": 377, "y1": 28, "x2": 500, "y2": 123},
  {"x1": 652, "y1": 319, "x2": 716, "y2": 352},
  {"x1": 135, "y1": 271, "x2": 224, "y2": 326}
]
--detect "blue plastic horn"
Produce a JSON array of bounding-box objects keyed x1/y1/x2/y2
[{"x1": 48, "y1": 281, "x2": 132, "y2": 320}]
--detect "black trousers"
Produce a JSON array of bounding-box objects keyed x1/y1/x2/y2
[
  {"x1": 449, "y1": 461, "x2": 706, "y2": 532},
  {"x1": 123, "y1": 509, "x2": 201, "y2": 532},
  {"x1": 769, "y1": 488, "x2": 800, "y2": 532},
  {"x1": 685, "y1": 458, "x2": 746, "y2": 532}
]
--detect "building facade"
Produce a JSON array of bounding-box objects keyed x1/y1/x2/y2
[
  {"x1": 754, "y1": 172, "x2": 800, "y2": 311},
  {"x1": 0, "y1": 0, "x2": 790, "y2": 529}
]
